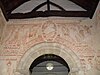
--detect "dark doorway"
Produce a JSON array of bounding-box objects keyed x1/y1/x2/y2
[{"x1": 29, "y1": 54, "x2": 70, "y2": 75}]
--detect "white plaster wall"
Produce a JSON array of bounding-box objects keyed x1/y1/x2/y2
[{"x1": 0, "y1": 8, "x2": 6, "y2": 44}]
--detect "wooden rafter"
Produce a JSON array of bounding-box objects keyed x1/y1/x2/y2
[{"x1": 0, "y1": 0, "x2": 99, "y2": 20}]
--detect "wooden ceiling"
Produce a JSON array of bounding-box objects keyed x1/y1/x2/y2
[{"x1": 0, "y1": 0, "x2": 99, "y2": 21}]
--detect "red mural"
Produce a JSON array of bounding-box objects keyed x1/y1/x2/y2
[
  {"x1": 0, "y1": 21, "x2": 96, "y2": 56},
  {"x1": 0, "y1": 18, "x2": 100, "y2": 73},
  {"x1": 42, "y1": 21, "x2": 57, "y2": 42}
]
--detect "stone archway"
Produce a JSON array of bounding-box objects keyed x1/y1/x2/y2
[{"x1": 14, "y1": 42, "x2": 84, "y2": 75}]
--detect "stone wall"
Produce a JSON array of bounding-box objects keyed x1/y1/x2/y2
[
  {"x1": 0, "y1": 8, "x2": 6, "y2": 45},
  {"x1": 0, "y1": 9, "x2": 7, "y2": 75},
  {"x1": 0, "y1": 2, "x2": 100, "y2": 75}
]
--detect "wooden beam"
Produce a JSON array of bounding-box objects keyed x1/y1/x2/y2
[
  {"x1": 47, "y1": 0, "x2": 50, "y2": 11},
  {"x1": 89, "y1": 0, "x2": 99, "y2": 18},
  {"x1": 0, "y1": 1, "x2": 8, "y2": 21},
  {"x1": 9, "y1": 11, "x2": 89, "y2": 19},
  {"x1": 32, "y1": 2, "x2": 47, "y2": 11},
  {"x1": 70, "y1": 0, "x2": 99, "y2": 18}
]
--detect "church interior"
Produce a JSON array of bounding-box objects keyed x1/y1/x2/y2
[{"x1": 0, "y1": 0, "x2": 100, "y2": 75}]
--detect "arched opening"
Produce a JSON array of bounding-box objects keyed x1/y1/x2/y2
[
  {"x1": 15, "y1": 43, "x2": 84, "y2": 75},
  {"x1": 29, "y1": 54, "x2": 70, "y2": 75}
]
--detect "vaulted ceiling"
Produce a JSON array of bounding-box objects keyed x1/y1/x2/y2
[{"x1": 0, "y1": 0, "x2": 99, "y2": 21}]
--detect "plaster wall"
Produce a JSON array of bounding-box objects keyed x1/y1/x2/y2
[
  {"x1": 0, "y1": 2, "x2": 100, "y2": 75},
  {"x1": 0, "y1": 8, "x2": 6, "y2": 44}
]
